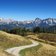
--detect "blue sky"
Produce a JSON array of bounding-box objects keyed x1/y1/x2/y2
[{"x1": 0, "y1": 0, "x2": 56, "y2": 21}]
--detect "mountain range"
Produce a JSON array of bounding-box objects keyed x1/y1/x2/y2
[{"x1": 0, "y1": 18, "x2": 56, "y2": 30}]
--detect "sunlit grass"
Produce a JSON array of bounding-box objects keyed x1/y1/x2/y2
[
  {"x1": 20, "y1": 43, "x2": 56, "y2": 56},
  {"x1": 19, "y1": 44, "x2": 42, "y2": 56},
  {"x1": 0, "y1": 31, "x2": 32, "y2": 56}
]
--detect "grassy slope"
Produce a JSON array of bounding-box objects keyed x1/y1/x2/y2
[
  {"x1": 37, "y1": 43, "x2": 56, "y2": 56},
  {"x1": 20, "y1": 41, "x2": 56, "y2": 56},
  {"x1": 0, "y1": 31, "x2": 32, "y2": 56},
  {"x1": 20, "y1": 44, "x2": 42, "y2": 56},
  {"x1": 27, "y1": 33, "x2": 56, "y2": 46},
  {"x1": 20, "y1": 34, "x2": 56, "y2": 56},
  {"x1": 38, "y1": 33, "x2": 56, "y2": 42}
]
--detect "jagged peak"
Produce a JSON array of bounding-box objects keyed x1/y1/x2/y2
[{"x1": 35, "y1": 17, "x2": 41, "y2": 20}]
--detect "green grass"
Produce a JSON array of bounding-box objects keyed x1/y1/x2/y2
[{"x1": 19, "y1": 44, "x2": 42, "y2": 56}]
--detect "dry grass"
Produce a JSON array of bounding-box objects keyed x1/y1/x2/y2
[
  {"x1": 20, "y1": 34, "x2": 56, "y2": 56},
  {"x1": 38, "y1": 33, "x2": 56, "y2": 42},
  {"x1": 27, "y1": 34, "x2": 56, "y2": 46},
  {"x1": 20, "y1": 44, "x2": 42, "y2": 56},
  {"x1": 36, "y1": 43, "x2": 56, "y2": 56},
  {"x1": 20, "y1": 42, "x2": 56, "y2": 56},
  {"x1": 0, "y1": 31, "x2": 32, "y2": 56},
  {"x1": 0, "y1": 31, "x2": 32, "y2": 48},
  {"x1": 0, "y1": 47, "x2": 14, "y2": 56}
]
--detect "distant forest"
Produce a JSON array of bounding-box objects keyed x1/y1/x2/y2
[{"x1": 2, "y1": 25, "x2": 56, "y2": 36}]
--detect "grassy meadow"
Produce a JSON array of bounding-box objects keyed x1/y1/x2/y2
[
  {"x1": 20, "y1": 44, "x2": 42, "y2": 56},
  {"x1": 0, "y1": 31, "x2": 56, "y2": 56},
  {"x1": 20, "y1": 33, "x2": 56, "y2": 56},
  {"x1": 27, "y1": 33, "x2": 56, "y2": 46},
  {"x1": 20, "y1": 41, "x2": 56, "y2": 56},
  {"x1": 0, "y1": 31, "x2": 32, "y2": 56}
]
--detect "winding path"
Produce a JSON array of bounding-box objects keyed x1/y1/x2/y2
[{"x1": 5, "y1": 40, "x2": 39, "y2": 56}]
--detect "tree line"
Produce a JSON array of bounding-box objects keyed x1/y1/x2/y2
[
  {"x1": 2, "y1": 26, "x2": 56, "y2": 36},
  {"x1": 2, "y1": 27, "x2": 31, "y2": 36}
]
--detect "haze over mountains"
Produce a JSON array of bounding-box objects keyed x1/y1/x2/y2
[{"x1": 0, "y1": 18, "x2": 56, "y2": 30}]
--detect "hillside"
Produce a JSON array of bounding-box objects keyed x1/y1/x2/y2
[
  {"x1": 20, "y1": 42, "x2": 56, "y2": 56},
  {"x1": 20, "y1": 34, "x2": 56, "y2": 56},
  {"x1": 0, "y1": 31, "x2": 32, "y2": 56}
]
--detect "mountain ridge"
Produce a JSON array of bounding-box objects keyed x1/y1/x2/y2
[{"x1": 0, "y1": 18, "x2": 56, "y2": 29}]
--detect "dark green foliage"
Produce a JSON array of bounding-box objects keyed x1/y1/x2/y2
[
  {"x1": 9, "y1": 28, "x2": 25, "y2": 36},
  {"x1": 2, "y1": 28, "x2": 10, "y2": 33},
  {"x1": 36, "y1": 26, "x2": 56, "y2": 34},
  {"x1": 8, "y1": 27, "x2": 31, "y2": 36},
  {"x1": 2, "y1": 25, "x2": 56, "y2": 36},
  {"x1": 33, "y1": 27, "x2": 40, "y2": 33}
]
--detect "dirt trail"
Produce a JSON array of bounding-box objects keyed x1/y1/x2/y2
[{"x1": 5, "y1": 40, "x2": 39, "y2": 56}]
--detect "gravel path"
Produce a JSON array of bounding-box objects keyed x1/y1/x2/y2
[{"x1": 5, "y1": 40, "x2": 39, "y2": 56}]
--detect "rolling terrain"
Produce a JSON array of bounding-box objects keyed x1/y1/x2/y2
[
  {"x1": 0, "y1": 31, "x2": 56, "y2": 56},
  {"x1": 20, "y1": 34, "x2": 56, "y2": 56},
  {"x1": 5, "y1": 40, "x2": 39, "y2": 56},
  {"x1": 0, "y1": 31, "x2": 32, "y2": 56}
]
